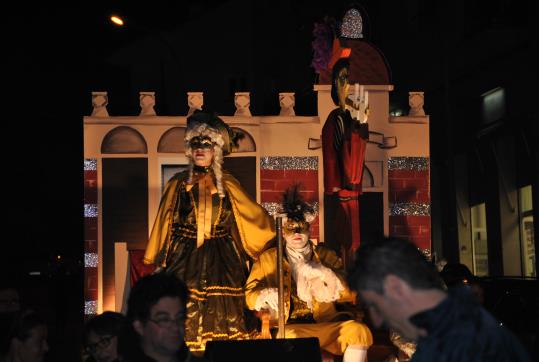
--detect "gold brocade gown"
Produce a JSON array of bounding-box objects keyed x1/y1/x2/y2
[{"x1": 164, "y1": 170, "x2": 258, "y2": 352}]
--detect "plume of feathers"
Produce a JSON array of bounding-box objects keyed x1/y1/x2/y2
[{"x1": 281, "y1": 184, "x2": 316, "y2": 223}]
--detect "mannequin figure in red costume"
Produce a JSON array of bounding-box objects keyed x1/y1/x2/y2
[{"x1": 322, "y1": 57, "x2": 369, "y2": 266}]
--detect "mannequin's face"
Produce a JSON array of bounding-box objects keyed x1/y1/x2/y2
[
  {"x1": 189, "y1": 136, "x2": 215, "y2": 167},
  {"x1": 283, "y1": 220, "x2": 310, "y2": 249},
  {"x1": 336, "y1": 67, "x2": 350, "y2": 109}
]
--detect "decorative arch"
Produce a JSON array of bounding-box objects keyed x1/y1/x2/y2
[
  {"x1": 232, "y1": 127, "x2": 256, "y2": 152},
  {"x1": 362, "y1": 164, "x2": 374, "y2": 188},
  {"x1": 101, "y1": 126, "x2": 147, "y2": 154},
  {"x1": 158, "y1": 127, "x2": 186, "y2": 153}
]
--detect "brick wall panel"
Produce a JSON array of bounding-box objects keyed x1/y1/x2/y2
[
  {"x1": 85, "y1": 240, "x2": 97, "y2": 253},
  {"x1": 260, "y1": 180, "x2": 275, "y2": 191},
  {"x1": 261, "y1": 169, "x2": 286, "y2": 180}
]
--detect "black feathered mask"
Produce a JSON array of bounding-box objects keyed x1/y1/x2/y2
[{"x1": 281, "y1": 184, "x2": 317, "y2": 224}]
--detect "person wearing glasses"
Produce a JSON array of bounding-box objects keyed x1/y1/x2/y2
[
  {"x1": 83, "y1": 312, "x2": 126, "y2": 362},
  {"x1": 143, "y1": 111, "x2": 275, "y2": 353},
  {"x1": 123, "y1": 273, "x2": 203, "y2": 362}
]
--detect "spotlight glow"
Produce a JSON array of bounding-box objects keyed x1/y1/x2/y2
[{"x1": 110, "y1": 16, "x2": 124, "y2": 26}]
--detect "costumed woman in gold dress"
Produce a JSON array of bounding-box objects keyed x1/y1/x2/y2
[{"x1": 143, "y1": 111, "x2": 275, "y2": 353}]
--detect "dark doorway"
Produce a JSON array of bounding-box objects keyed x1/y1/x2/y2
[
  {"x1": 360, "y1": 192, "x2": 384, "y2": 245},
  {"x1": 102, "y1": 158, "x2": 148, "y2": 310},
  {"x1": 224, "y1": 156, "x2": 257, "y2": 200}
]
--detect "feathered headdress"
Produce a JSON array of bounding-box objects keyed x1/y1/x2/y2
[{"x1": 281, "y1": 184, "x2": 316, "y2": 224}]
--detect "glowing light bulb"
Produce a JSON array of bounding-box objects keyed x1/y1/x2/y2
[{"x1": 110, "y1": 16, "x2": 124, "y2": 26}]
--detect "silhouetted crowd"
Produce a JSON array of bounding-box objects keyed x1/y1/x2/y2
[{"x1": 1, "y1": 238, "x2": 534, "y2": 362}]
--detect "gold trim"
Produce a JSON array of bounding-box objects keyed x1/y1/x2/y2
[
  {"x1": 214, "y1": 197, "x2": 223, "y2": 227},
  {"x1": 190, "y1": 295, "x2": 206, "y2": 301},
  {"x1": 189, "y1": 286, "x2": 245, "y2": 300},
  {"x1": 175, "y1": 226, "x2": 227, "y2": 238},
  {"x1": 189, "y1": 292, "x2": 244, "y2": 299},
  {"x1": 189, "y1": 288, "x2": 207, "y2": 296},
  {"x1": 206, "y1": 286, "x2": 243, "y2": 291},
  {"x1": 206, "y1": 292, "x2": 244, "y2": 297},
  {"x1": 190, "y1": 286, "x2": 243, "y2": 294}
]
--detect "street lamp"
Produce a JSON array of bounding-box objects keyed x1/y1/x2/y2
[
  {"x1": 107, "y1": 14, "x2": 184, "y2": 115},
  {"x1": 110, "y1": 15, "x2": 125, "y2": 27}
]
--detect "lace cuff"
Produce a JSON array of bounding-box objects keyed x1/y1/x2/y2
[{"x1": 254, "y1": 288, "x2": 279, "y2": 312}]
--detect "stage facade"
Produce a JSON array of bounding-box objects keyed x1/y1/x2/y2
[{"x1": 83, "y1": 79, "x2": 430, "y2": 316}]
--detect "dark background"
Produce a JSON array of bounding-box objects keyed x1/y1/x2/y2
[{"x1": 2, "y1": 0, "x2": 537, "y2": 360}]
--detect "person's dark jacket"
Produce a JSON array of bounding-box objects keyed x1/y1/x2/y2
[{"x1": 410, "y1": 287, "x2": 531, "y2": 361}]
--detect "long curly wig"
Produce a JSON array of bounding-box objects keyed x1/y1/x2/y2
[{"x1": 184, "y1": 111, "x2": 243, "y2": 197}]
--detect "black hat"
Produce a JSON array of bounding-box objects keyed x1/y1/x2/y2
[{"x1": 186, "y1": 111, "x2": 243, "y2": 156}]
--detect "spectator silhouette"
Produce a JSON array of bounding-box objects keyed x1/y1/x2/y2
[
  {"x1": 3, "y1": 309, "x2": 49, "y2": 362},
  {"x1": 83, "y1": 311, "x2": 126, "y2": 362},
  {"x1": 349, "y1": 237, "x2": 531, "y2": 361},
  {"x1": 122, "y1": 273, "x2": 204, "y2": 362}
]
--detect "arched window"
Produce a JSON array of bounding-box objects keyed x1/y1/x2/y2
[
  {"x1": 232, "y1": 127, "x2": 256, "y2": 152},
  {"x1": 101, "y1": 126, "x2": 147, "y2": 154},
  {"x1": 362, "y1": 164, "x2": 374, "y2": 188},
  {"x1": 158, "y1": 127, "x2": 186, "y2": 153}
]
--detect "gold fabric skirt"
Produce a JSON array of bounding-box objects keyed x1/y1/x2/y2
[{"x1": 165, "y1": 226, "x2": 258, "y2": 353}]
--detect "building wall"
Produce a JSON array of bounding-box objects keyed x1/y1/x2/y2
[{"x1": 83, "y1": 84, "x2": 431, "y2": 313}]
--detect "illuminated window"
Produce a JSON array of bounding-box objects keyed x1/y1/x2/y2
[
  {"x1": 519, "y1": 185, "x2": 535, "y2": 277},
  {"x1": 471, "y1": 203, "x2": 488, "y2": 276}
]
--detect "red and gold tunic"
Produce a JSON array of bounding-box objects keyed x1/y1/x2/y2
[{"x1": 322, "y1": 108, "x2": 368, "y2": 258}]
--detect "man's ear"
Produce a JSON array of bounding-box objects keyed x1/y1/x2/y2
[
  {"x1": 133, "y1": 320, "x2": 144, "y2": 337},
  {"x1": 383, "y1": 274, "x2": 412, "y2": 299}
]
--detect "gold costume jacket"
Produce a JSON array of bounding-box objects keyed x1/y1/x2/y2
[
  {"x1": 245, "y1": 243, "x2": 356, "y2": 323},
  {"x1": 144, "y1": 171, "x2": 276, "y2": 267}
]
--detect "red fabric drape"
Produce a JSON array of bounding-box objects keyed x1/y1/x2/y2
[
  {"x1": 129, "y1": 250, "x2": 154, "y2": 287},
  {"x1": 336, "y1": 191, "x2": 361, "y2": 254}
]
